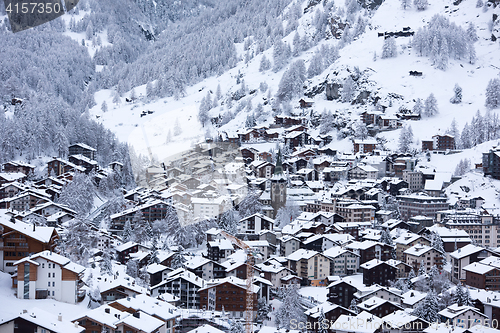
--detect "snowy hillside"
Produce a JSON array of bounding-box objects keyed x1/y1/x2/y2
[{"x1": 83, "y1": 0, "x2": 500, "y2": 175}]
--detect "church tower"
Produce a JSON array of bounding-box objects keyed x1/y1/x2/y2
[{"x1": 270, "y1": 149, "x2": 287, "y2": 219}]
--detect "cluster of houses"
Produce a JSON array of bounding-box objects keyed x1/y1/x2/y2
[{"x1": 2, "y1": 120, "x2": 500, "y2": 332}]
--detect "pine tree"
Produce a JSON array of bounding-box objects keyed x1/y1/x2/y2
[
  {"x1": 101, "y1": 101, "x2": 108, "y2": 113},
  {"x1": 413, "y1": 291, "x2": 439, "y2": 322},
  {"x1": 100, "y1": 248, "x2": 114, "y2": 276},
  {"x1": 382, "y1": 37, "x2": 397, "y2": 59},
  {"x1": 455, "y1": 283, "x2": 466, "y2": 305},
  {"x1": 276, "y1": 59, "x2": 306, "y2": 101},
  {"x1": 275, "y1": 287, "x2": 306, "y2": 329},
  {"x1": 461, "y1": 122, "x2": 472, "y2": 149},
  {"x1": 418, "y1": 260, "x2": 426, "y2": 275},
  {"x1": 170, "y1": 252, "x2": 186, "y2": 269},
  {"x1": 464, "y1": 286, "x2": 473, "y2": 306},
  {"x1": 430, "y1": 232, "x2": 446, "y2": 265},
  {"x1": 424, "y1": 93, "x2": 439, "y2": 117},
  {"x1": 413, "y1": 98, "x2": 423, "y2": 115},
  {"x1": 349, "y1": 298, "x2": 360, "y2": 314},
  {"x1": 318, "y1": 308, "x2": 328, "y2": 333},
  {"x1": 401, "y1": 0, "x2": 411, "y2": 9},
  {"x1": 292, "y1": 32, "x2": 301, "y2": 57},
  {"x1": 148, "y1": 237, "x2": 160, "y2": 265},
  {"x1": 126, "y1": 259, "x2": 139, "y2": 278},
  {"x1": 450, "y1": 84, "x2": 462, "y2": 104},
  {"x1": 122, "y1": 220, "x2": 133, "y2": 243},
  {"x1": 485, "y1": 78, "x2": 500, "y2": 109},
  {"x1": 113, "y1": 91, "x2": 120, "y2": 105},
  {"x1": 354, "y1": 121, "x2": 368, "y2": 140},
  {"x1": 398, "y1": 125, "x2": 413, "y2": 153},
  {"x1": 230, "y1": 319, "x2": 245, "y2": 333},
  {"x1": 414, "y1": 0, "x2": 428, "y2": 10}
]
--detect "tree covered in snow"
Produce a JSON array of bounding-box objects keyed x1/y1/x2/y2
[
  {"x1": 307, "y1": 51, "x2": 324, "y2": 78},
  {"x1": 398, "y1": 125, "x2": 414, "y2": 153},
  {"x1": 65, "y1": 217, "x2": 97, "y2": 265},
  {"x1": 413, "y1": 291, "x2": 439, "y2": 323},
  {"x1": 58, "y1": 172, "x2": 95, "y2": 216},
  {"x1": 122, "y1": 219, "x2": 133, "y2": 243},
  {"x1": 418, "y1": 260, "x2": 426, "y2": 276},
  {"x1": 485, "y1": 78, "x2": 500, "y2": 109},
  {"x1": 349, "y1": 298, "x2": 360, "y2": 314},
  {"x1": 170, "y1": 252, "x2": 187, "y2": 269},
  {"x1": 230, "y1": 319, "x2": 245, "y2": 333},
  {"x1": 257, "y1": 297, "x2": 271, "y2": 322},
  {"x1": 275, "y1": 201, "x2": 301, "y2": 227},
  {"x1": 273, "y1": 39, "x2": 291, "y2": 73},
  {"x1": 198, "y1": 92, "x2": 212, "y2": 127},
  {"x1": 461, "y1": 122, "x2": 472, "y2": 149},
  {"x1": 401, "y1": 0, "x2": 412, "y2": 9},
  {"x1": 259, "y1": 55, "x2": 272, "y2": 72},
  {"x1": 454, "y1": 158, "x2": 471, "y2": 177},
  {"x1": 174, "y1": 118, "x2": 182, "y2": 136},
  {"x1": 317, "y1": 308, "x2": 329, "y2": 333},
  {"x1": 126, "y1": 259, "x2": 139, "y2": 278},
  {"x1": 238, "y1": 187, "x2": 263, "y2": 218},
  {"x1": 414, "y1": 0, "x2": 428, "y2": 11},
  {"x1": 218, "y1": 207, "x2": 240, "y2": 235},
  {"x1": 275, "y1": 287, "x2": 306, "y2": 329},
  {"x1": 424, "y1": 93, "x2": 439, "y2": 117},
  {"x1": 353, "y1": 121, "x2": 368, "y2": 140},
  {"x1": 341, "y1": 76, "x2": 356, "y2": 103},
  {"x1": 100, "y1": 248, "x2": 114, "y2": 276},
  {"x1": 381, "y1": 37, "x2": 397, "y2": 58},
  {"x1": 276, "y1": 59, "x2": 306, "y2": 101},
  {"x1": 449, "y1": 84, "x2": 462, "y2": 104},
  {"x1": 412, "y1": 15, "x2": 476, "y2": 68},
  {"x1": 454, "y1": 283, "x2": 473, "y2": 306},
  {"x1": 413, "y1": 98, "x2": 424, "y2": 115},
  {"x1": 148, "y1": 237, "x2": 160, "y2": 265}
]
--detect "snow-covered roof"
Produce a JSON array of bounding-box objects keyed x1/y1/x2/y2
[
  {"x1": 186, "y1": 324, "x2": 226, "y2": 333},
  {"x1": 305, "y1": 301, "x2": 352, "y2": 318},
  {"x1": 449, "y1": 244, "x2": 488, "y2": 259},
  {"x1": 184, "y1": 256, "x2": 212, "y2": 270},
  {"x1": 199, "y1": 276, "x2": 259, "y2": 294},
  {"x1": 146, "y1": 263, "x2": 170, "y2": 275},
  {"x1": 382, "y1": 310, "x2": 424, "y2": 328},
  {"x1": 0, "y1": 172, "x2": 26, "y2": 181},
  {"x1": 110, "y1": 294, "x2": 180, "y2": 322},
  {"x1": 115, "y1": 241, "x2": 138, "y2": 252},
  {"x1": 360, "y1": 259, "x2": 396, "y2": 270},
  {"x1": 287, "y1": 249, "x2": 318, "y2": 261},
  {"x1": 358, "y1": 296, "x2": 402, "y2": 311},
  {"x1": 208, "y1": 239, "x2": 234, "y2": 250},
  {"x1": 323, "y1": 246, "x2": 358, "y2": 259},
  {"x1": 402, "y1": 290, "x2": 427, "y2": 306},
  {"x1": 69, "y1": 142, "x2": 96, "y2": 151},
  {"x1": 404, "y1": 244, "x2": 435, "y2": 256},
  {"x1": 3, "y1": 307, "x2": 85, "y2": 333},
  {"x1": 0, "y1": 212, "x2": 56, "y2": 243},
  {"x1": 331, "y1": 311, "x2": 381, "y2": 333},
  {"x1": 438, "y1": 304, "x2": 487, "y2": 319},
  {"x1": 463, "y1": 262, "x2": 497, "y2": 274}
]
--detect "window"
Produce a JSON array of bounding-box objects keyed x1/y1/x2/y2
[
  {"x1": 48, "y1": 263, "x2": 51, "y2": 268},
  {"x1": 52, "y1": 282, "x2": 55, "y2": 287},
  {"x1": 48, "y1": 282, "x2": 51, "y2": 287},
  {"x1": 48, "y1": 273, "x2": 51, "y2": 278},
  {"x1": 52, "y1": 291, "x2": 55, "y2": 296}
]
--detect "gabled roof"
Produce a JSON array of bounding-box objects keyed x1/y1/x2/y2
[
  {"x1": 0, "y1": 212, "x2": 56, "y2": 244},
  {"x1": 450, "y1": 244, "x2": 490, "y2": 260},
  {"x1": 438, "y1": 304, "x2": 487, "y2": 320},
  {"x1": 304, "y1": 301, "x2": 354, "y2": 318},
  {"x1": 286, "y1": 249, "x2": 319, "y2": 261}
]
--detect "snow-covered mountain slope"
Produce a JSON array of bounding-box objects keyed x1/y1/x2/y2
[{"x1": 89, "y1": 0, "x2": 500, "y2": 169}]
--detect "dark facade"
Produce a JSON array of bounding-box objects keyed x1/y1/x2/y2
[
  {"x1": 397, "y1": 195, "x2": 449, "y2": 221},
  {"x1": 466, "y1": 267, "x2": 500, "y2": 290},
  {"x1": 362, "y1": 262, "x2": 397, "y2": 287},
  {"x1": 327, "y1": 281, "x2": 358, "y2": 309},
  {"x1": 69, "y1": 143, "x2": 96, "y2": 160},
  {"x1": 306, "y1": 305, "x2": 354, "y2": 333},
  {"x1": 483, "y1": 149, "x2": 500, "y2": 180}
]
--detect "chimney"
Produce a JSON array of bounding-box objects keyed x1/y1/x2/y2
[
  {"x1": 105, "y1": 308, "x2": 110, "y2": 314},
  {"x1": 74, "y1": 322, "x2": 79, "y2": 328},
  {"x1": 133, "y1": 312, "x2": 140, "y2": 318},
  {"x1": 58, "y1": 313, "x2": 62, "y2": 322},
  {"x1": 33, "y1": 224, "x2": 35, "y2": 232},
  {"x1": 22, "y1": 310, "x2": 27, "y2": 314}
]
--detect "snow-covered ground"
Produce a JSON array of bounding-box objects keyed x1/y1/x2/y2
[{"x1": 0, "y1": 271, "x2": 89, "y2": 322}]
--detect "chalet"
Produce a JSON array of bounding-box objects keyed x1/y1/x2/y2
[
  {"x1": 394, "y1": 232, "x2": 430, "y2": 262},
  {"x1": 68, "y1": 154, "x2": 99, "y2": 174},
  {"x1": 0, "y1": 215, "x2": 58, "y2": 273},
  {"x1": 285, "y1": 131, "x2": 310, "y2": 149},
  {"x1": 108, "y1": 294, "x2": 179, "y2": 333},
  {"x1": 323, "y1": 246, "x2": 360, "y2": 276},
  {"x1": 360, "y1": 259, "x2": 397, "y2": 287},
  {"x1": 13, "y1": 251, "x2": 85, "y2": 303},
  {"x1": 109, "y1": 199, "x2": 173, "y2": 234},
  {"x1": 345, "y1": 241, "x2": 394, "y2": 266},
  {"x1": 207, "y1": 239, "x2": 235, "y2": 263},
  {"x1": 74, "y1": 305, "x2": 164, "y2": 333},
  {"x1": 185, "y1": 256, "x2": 226, "y2": 280},
  {"x1": 279, "y1": 235, "x2": 302, "y2": 257},
  {"x1": 357, "y1": 296, "x2": 403, "y2": 318},
  {"x1": 151, "y1": 269, "x2": 206, "y2": 309},
  {"x1": 330, "y1": 312, "x2": 382, "y2": 333},
  {"x1": 274, "y1": 115, "x2": 307, "y2": 127},
  {"x1": 99, "y1": 278, "x2": 148, "y2": 303},
  {"x1": 239, "y1": 213, "x2": 274, "y2": 235},
  {"x1": 381, "y1": 311, "x2": 429, "y2": 333},
  {"x1": 299, "y1": 99, "x2": 313, "y2": 108},
  {"x1": 0, "y1": 172, "x2": 27, "y2": 185},
  {"x1": 199, "y1": 276, "x2": 259, "y2": 319},
  {"x1": 2, "y1": 161, "x2": 35, "y2": 175},
  {"x1": 327, "y1": 278, "x2": 359, "y2": 308},
  {"x1": 147, "y1": 263, "x2": 173, "y2": 287},
  {"x1": 464, "y1": 261, "x2": 500, "y2": 290},
  {"x1": 404, "y1": 244, "x2": 444, "y2": 272},
  {"x1": 68, "y1": 143, "x2": 96, "y2": 160},
  {"x1": 450, "y1": 244, "x2": 497, "y2": 281},
  {"x1": 286, "y1": 249, "x2": 331, "y2": 283},
  {"x1": 348, "y1": 165, "x2": 378, "y2": 180},
  {"x1": 379, "y1": 115, "x2": 400, "y2": 130},
  {"x1": 361, "y1": 110, "x2": 383, "y2": 125},
  {"x1": 353, "y1": 139, "x2": 377, "y2": 153},
  {"x1": 296, "y1": 168, "x2": 318, "y2": 181},
  {"x1": 47, "y1": 158, "x2": 86, "y2": 176},
  {"x1": 438, "y1": 304, "x2": 488, "y2": 328},
  {"x1": 0, "y1": 182, "x2": 26, "y2": 199},
  {"x1": 238, "y1": 128, "x2": 261, "y2": 142},
  {"x1": 0, "y1": 308, "x2": 85, "y2": 333},
  {"x1": 305, "y1": 302, "x2": 355, "y2": 333},
  {"x1": 256, "y1": 263, "x2": 293, "y2": 288},
  {"x1": 401, "y1": 290, "x2": 427, "y2": 309},
  {"x1": 115, "y1": 242, "x2": 141, "y2": 264},
  {"x1": 291, "y1": 147, "x2": 317, "y2": 159}
]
